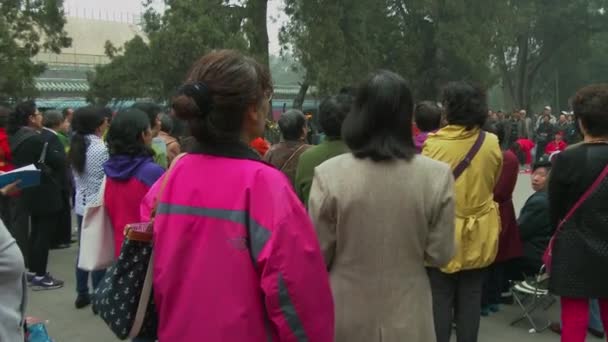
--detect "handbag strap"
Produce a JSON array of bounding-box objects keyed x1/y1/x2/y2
[
  {"x1": 279, "y1": 144, "x2": 307, "y2": 172},
  {"x1": 453, "y1": 131, "x2": 486, "y2": 180},
  {"x1": 556, "y1": 163, "x2": 608, "y2": 232},
  {"x1": 128, "y1": 153, "x2": 186, "y2": 338}
]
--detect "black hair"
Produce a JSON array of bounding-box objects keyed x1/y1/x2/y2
[
  {"x1": 132, "y1": 102, "x2": 161, "y2": 129},
  {"x1": 43, "y1": 110, "x2": 64, "y2": 129},
  {"x1": 8, "y1": 101, "x2": 37, "y2": 135},
  {"x1": 69, "y1": 106, "x2": 108, "y2": 174},
  {"x1": 572, "y1": 84, "x2": 608, "y2": 138},
  {"x1": 442, "y1": 81, "x2": 488, "y2": 130},
  {"x1": 172, "y1": 50, "x2": 273, "y2": 145},
  {"x1": 159, "y1": 113, "x2": 174, "y2": 134},
  {"x1": 318, "y1": 94, "x2": 352, "y2": 139},
  {"x1": 101, "y1": 107, "x2": 113, "y2": 124},
  {"x1": 414, "y1": 101, "x2": 442, "y2": 132},
  {"x1": 0, "y1": 106, "x2": 10, "y2": 129},
  {"x1": 342, "y1": 70, "x2": 415, "y2": 161},
  {"x1": 483, "y1": 121, "x2": 504, "y2": 146},
  {"x1": 278, "y1": 109, "x2": 306, "y2": 141},
  {"x1": 533, "y1": 157, "x2": 552, "y2": 172},
  {"x1": 510, "y1": 142, "x2": 526, "y2": 165},
  {"x1": 62, "y1": 108, "x2": 73, "y2": 119},
  {"x1": 106, "y1": 109, "x2": 153, "y2": 157}
]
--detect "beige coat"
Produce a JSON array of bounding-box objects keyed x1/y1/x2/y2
[{"x1": 309, "y1": 153, "x2": 455, "y2": 342}]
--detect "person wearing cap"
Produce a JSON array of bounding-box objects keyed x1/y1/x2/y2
[
  {"x1": 517, "y1": 158, "x2": 553, "y2": 276},
  {"x1": 556, "y1": 113, "x2": 570, "y2": 136},
  {"x1": 545, "y1": 131, "x2": 568, "y2": 156},
  {"x1": 535, "y1": 106, "x2": 557, "y2": 129}
]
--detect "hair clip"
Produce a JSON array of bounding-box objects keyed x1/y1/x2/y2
[{"x1": 178, "y1": 82, "x2": 213, "y2": 116}]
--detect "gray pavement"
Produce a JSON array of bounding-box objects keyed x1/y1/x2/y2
[{"x1": 27, "y1": 174, "x2": 568, "y2": 341}]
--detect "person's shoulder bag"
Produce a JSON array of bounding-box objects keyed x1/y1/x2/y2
[
  {"x1": 93, "y1": 153, "x2": 185, "y2": 340},
  {"x1": 543, "y1": 162, "x2": 608, "y2": 273},
  {"x1": 453, "y1": 131, "x2": 486, "y2": 180},
  {"x1": 78, "y1": 176, "x2": 115, "y2": 271}
]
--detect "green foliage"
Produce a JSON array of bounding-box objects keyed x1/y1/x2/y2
[
  {"x1": 281, "y1": 0, "x2": 502, "y2": 99},
  {"x1": 492, "y1": 0, "x2": 608, "y2": 110},
  {"x1": 88, "y1": 0, "x2": 268, "y2": 104},
  {"x1": 0, "y1": 0, "x2": 71, "y2": 102}
]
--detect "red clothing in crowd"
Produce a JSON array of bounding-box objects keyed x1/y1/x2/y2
[
  {"x1": 545, "y1": 140, "x2": 568, "y2": 155},
  {"x1": 493, "y1": 150, "x2": 523, "y2": 262},
  {"x1": 250, "y1": 137, "x2": 270, "y2": 157},
  {"x1": 516, "y1": 138, "x2": 535, "y2": 165},
  {"x1": 0, "y1": 128, "x2": 14, "y2": 172}
]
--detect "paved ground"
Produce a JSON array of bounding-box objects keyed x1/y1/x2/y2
[{"x1": 27, "y1": 174, "x2": 571, "y2": 341}]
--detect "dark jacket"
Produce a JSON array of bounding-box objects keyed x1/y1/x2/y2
[
  {"x1": 9, "y1": 127, "x2": 64, "y2": 215},
  {"x1": 548, "y1": 143, "x2": 608, "y2": 297},
  {"x1": 518, "y1": 191, "x2": 552, "y2": 271},
  {"x1": 494, "y1": 150, "x2": 523, "y2": 262}
]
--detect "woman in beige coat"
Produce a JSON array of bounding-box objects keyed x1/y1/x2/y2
[{"x1": 309, "y1": 70, "x2": 456, "y2": 342}]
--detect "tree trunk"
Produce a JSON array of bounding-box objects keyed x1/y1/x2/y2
[
  {"x1": 293, "y1": 82, "x2": 309, "y2": 110},
  {"x1": 246, "y1": 0, "x2": 269, "y2": 68}
]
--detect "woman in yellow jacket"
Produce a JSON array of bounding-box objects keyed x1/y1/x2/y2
[{"x1": 423, "y1": 81, "x2": 503, "y2": 342}]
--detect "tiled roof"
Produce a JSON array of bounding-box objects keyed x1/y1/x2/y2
[{"x1": 36, "y1": 79, "x2": 90, "y2": 93}]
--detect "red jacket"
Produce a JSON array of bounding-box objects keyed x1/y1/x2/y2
[
  {"x1": 493, "y1": 150, "x2": 523, "y2": 262},
  {"x1": 545, "y1": 140, "x2": 567, "y2": 155},
  {"x1": 250, "y1": 137, "x2": 270, "y2": 157},
  {"x1": 0, "y1": 128, "x2": 14, "y2": 172},
  {"x1": 516, "y1": 138, "x2": 535, "y2": 165}
]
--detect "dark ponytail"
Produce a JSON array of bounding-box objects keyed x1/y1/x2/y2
[{"x1": 69, "y1": 106, "x2": 107, "y2": 174}]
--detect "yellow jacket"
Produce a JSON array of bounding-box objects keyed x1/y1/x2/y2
[{"x1": 423, "y1": 125, "x2": 503, "y2": 273}]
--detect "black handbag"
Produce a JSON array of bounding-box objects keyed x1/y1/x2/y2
[
  {"x1": 93, "y1": 154, "x2": 184, "y2": 340},
  {"x1": 93, "y1": 226, "x2": 158, "y2": 340}
]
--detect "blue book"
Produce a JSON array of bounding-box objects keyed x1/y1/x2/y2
[{"x1": 0, "y1": 164, "x2": 41, "y2": 189}]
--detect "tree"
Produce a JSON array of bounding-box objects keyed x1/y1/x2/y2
[
  {"x1": 493, "y1": 0, "x2": 608, "y2": 111},
  {"x1": 281, "y1": 0, "x2": 503, "y2": 102},
  {"x1": 0, "y1": 0, "x2": 71, "y2": 102},
  {"x1": 88, "y1": 0, "x2": 269, "y2": 104}
]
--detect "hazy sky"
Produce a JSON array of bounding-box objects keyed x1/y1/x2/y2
[{"x1": 63, "y1": 0, "x2": 286, "y2": 54}]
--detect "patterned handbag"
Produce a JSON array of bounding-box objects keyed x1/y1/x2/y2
[{"x1": 93, "y1": 154, "x2": 184, "y2": 340}]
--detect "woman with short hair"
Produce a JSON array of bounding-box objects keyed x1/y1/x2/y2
[
  {"x1": 549, "y1": 84, "x2": 608, "y2": 341},
  {"x1": 103, "y1": 109, "x2": 165, "y2": 257},
  {"x1": 264, "y1": 109, "x2": 310, "y2": 186},
  {"x1": 423, "y1": 81, "x2": 503, "y2": 342},
  {"x1": 309, "y1": 70, "x2": 455, "y2": 341}
]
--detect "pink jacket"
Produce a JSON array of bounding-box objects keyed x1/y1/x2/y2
[{"x1": 141, "y1": 150, "x2": 334, "y2": 342}]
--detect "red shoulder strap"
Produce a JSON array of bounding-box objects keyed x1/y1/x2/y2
[{"x1": 557, "y1": 163, "x2": 608, "y2": 231}]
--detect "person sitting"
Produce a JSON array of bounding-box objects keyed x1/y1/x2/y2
[
  {"x1": 517, "y1": 158, "x2": 553, "y2": 277},
  {"x1": 544, "y1": 131, "x2": 568, "y2": 156},
  {"x1": 414, "y1": 101, "x2": 442, "y2": 153},
  {"x1": 264, "y1": 110, "x2": 311, "y2": 187}
]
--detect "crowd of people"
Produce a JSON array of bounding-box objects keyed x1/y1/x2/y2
[
  {"x1": 484, "y1": 107, "x2": 583, "y2": 171},
  {"x1": 0, "y1": 49, "x2": 607, "y2": 342}
]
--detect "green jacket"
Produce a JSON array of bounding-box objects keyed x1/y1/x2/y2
[{"x1": 295, "y1": 139, "x2": 349, "y2": 206}]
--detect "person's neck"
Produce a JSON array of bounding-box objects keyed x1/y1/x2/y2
[{"x1": 584, "y1": 135, "x2": 608, "y2": 143}]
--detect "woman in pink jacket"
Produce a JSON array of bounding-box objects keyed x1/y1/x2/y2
[{"x1": 141, "y1": 50, "x2": 334, "y2": 342}]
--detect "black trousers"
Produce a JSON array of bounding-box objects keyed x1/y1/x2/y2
[
  {"x1": 9, "y1": 197, "x2": 30, "y2": 267},
  {"x1": 427, "y1": 267, "x2": 485, "y2": 342},
  {"x1": 482, "y1": 262, "x2": 506, "y2": 307},
  {"x1": 52, "y1": 194, "x2": 72, "y2": 246},
  {"x1": 29, "y1": 212, "x2": 62, "y2": 276}
]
